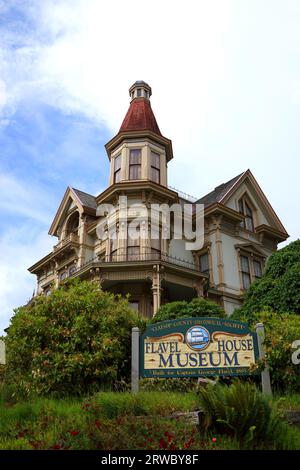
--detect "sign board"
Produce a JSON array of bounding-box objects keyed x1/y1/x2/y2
[{"x1": 139, "y1": 317, "x2": 259, "y2": 378}]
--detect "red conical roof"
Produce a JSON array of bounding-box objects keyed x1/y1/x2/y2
[{"x1": 119, "y1": 98, "x2": 162, "y2": 136}]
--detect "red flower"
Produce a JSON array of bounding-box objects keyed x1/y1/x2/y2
[
  {"x1": 52, "y1": 443, "x2": 61, "y2": 450},
  {"x1": 94, "y1": 419, "x2": 101, "y2": 428},
  {"x1": 82, "y1": 403, "x2": 92, "y2": 410},
  {"x1": 17, "y1": 431, "x2": 25, "y2": 438},
  {"x1": 184, "y1": 437, "x2": 194, "y2": 449},
  {"x1": 212, "y1": 437, "x2": 217, "y2": 443},
  {"x1": 159, "y1": 438, "x2": 168, "y2": 449},
  {"x1": 164, "y1": 431, "x2": 173, "y2": 443},
  {"x1": 29, "y1": 440, "x2": 40, "y2": 449},
  {"x1": 69, "y1": 430, "x2": 80, "y2": 437}
]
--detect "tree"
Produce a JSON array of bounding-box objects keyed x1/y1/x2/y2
[
  {"x1": 4, "y1": 279, "x2": 144, "y2": 397},
  {"x1": 235, "y1": 240, "x2": 300, "y2": 319},
  {"x1": 151, "y1": 297, "x2": 225, "y2": 324}
]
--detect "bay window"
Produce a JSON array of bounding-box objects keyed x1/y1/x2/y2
[
  {"x1": 150, "y1": 151, "x2": 160, "y2": 184},
  {"x1": 114, "y1": 154, "x2": 121, "y2": 183},
  {"x1": 129, "y1": 149, "x2": 141, "y2": 180}
]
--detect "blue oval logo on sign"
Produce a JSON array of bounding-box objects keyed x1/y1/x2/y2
[{"x1": 186, "y1": 326, "x2": 210, "y2": 351}]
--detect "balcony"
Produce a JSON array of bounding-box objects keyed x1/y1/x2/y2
[
  {"x1": 106, "y1": 251, "x2": 198, "y2": 270},
  {"x1": 54, "y1": 232, "x2": 79, "y2": 251},
  {"x1": 66, "y1": 250, "x2": 202, "y2": 281}
]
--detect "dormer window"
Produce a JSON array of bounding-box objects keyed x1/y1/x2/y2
[
  {"x1": 114, "y1": 154, "x2": 121, "y2": 183},
  {"x1": 150, "y1": 151, "x2": 160, "y2": 184},
  {"x1": 137, "y1": 88, "x2": 142, "y2": 97},
  {"x1": 238, "y1": 197, "x2": 254, "y2": 232},
  {"x1": 129, "y1": 149, "x2": 141, "y2": 180}
]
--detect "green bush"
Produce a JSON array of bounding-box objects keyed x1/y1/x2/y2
[
  {"x1": 140, "y1": 378, "x2": 199, "y2": 393},
  {"x1": 4, "y1": 279, "x2": 145, "y2": 397},
  {"x1": 151, "y1": 297, "x2": 225, "y2": 323},
  {"x1": 198, "y1": 381, "x2": 283, "y2": 448},
  {"x1": 233, "y1": 309, "x2": 300, "y2": 393},
  {"x1": 236, "y1": 240, "x2": 300, "y2": 317}
]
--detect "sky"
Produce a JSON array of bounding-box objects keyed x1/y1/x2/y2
[{"x1": 0, "y1": 0, "x2": 300, "y2": 334}]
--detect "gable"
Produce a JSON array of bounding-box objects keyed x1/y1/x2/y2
[
  {"x1": 225, "y1": 180, "x2": 271, "y2": 227},
  {"x1": 221, "y1": 170, "x2": 288, "y2": 236},
  {"x1": 48, "y1": 187, "x2": 83, "y2": 237}
]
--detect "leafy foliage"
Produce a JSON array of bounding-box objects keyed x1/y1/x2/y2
[
  {"x1": 198, "y1": 381, "x2": 283, "y2": 447},
  {"x1": 236, "y1": 240, "x2": 300, "y2": 317},
  {"x1": 0, "y1": 391, "x2": 298, "y2": 450},
  {"x1": 233, "y1": 309, "x2": 300, "y2": 393},
  {"x1": 4, "y1": 280, "x2": 144, "y2": 397},
  {"x1": 151, "y1": 298, "x2": 225, "y2": 323}
]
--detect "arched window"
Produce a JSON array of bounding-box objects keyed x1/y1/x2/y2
[
  {"x1": 66, "y1": 211, "x2": 79, "y2": 236},
  {"x1": 59, "y1": 271, "x2": 68, "y2": 281},
  {"x1": 69, "y1": 264, "x2": 77, "y2": 276},
  {"x1": 238, "y1": 198, "x2": 254, "y2": 232}
]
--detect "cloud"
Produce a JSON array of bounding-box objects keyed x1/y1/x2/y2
[
  {"x1": 0, "y1": 0, "x2": 299, "y2": 333},
  {"x1": 0, "y1": 224, "x2": 54, "y2": 333},
  {"x1": 0, "y1": 172, "x2": 55, "y2": 225}
]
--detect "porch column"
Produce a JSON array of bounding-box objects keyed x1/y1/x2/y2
[{"x1": 152, "y1": 264, "x2": 162, "y2": 316}]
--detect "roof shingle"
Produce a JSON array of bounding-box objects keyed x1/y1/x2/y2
[
  {"x1": 197, "y1": 172, "x2": 244, "y2": 207},
  {"x1": 72, "y1": 188, "x2": 97, "y2": 210},
  {"x1": 119, "y1": 98, "x2": 161, "y2": 135}
]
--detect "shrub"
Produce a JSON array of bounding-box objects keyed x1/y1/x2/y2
[
  {"x1": 236, "y1": 240, "x2": 300, "y2": 317},
  {"x1": 4, "y1": 279, "x2": 145, "y2": 397},
  {"x1": 233, "y1": 309, "x2": 300, "y2": 393},
  {"x1": 151, "y1": 298, "x2": 225, "y2": 323},
  {"x1": 198, "y1": 381, "x2": 283, "y2": 448}
]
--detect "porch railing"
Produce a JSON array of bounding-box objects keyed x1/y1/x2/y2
[{"x1": 64, "y1": 250, "x2": 200, "y2": 280}]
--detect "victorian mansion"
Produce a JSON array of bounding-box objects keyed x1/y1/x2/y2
[{"x1": 29, "y1": 81, "x2": 289, "y2": 316}]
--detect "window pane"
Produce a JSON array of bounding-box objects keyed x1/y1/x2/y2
[
  {"x1": 127, "y1": 246, "x2": 140, "y2": 260},
  {"x1": 130, "y1": 149, "x2": 141, "y2": 164},
  {"x1": 110, "y1": 231, "x2": 118, "y2": 252},
  {"x1": 200, "y1": 253, "x2": 209, "y2": 273},
  {"x1": 241, "y1": 255, "x2": 250, "y2": 273},
  {"x1": 129, "y1": 301, "x2": 139, "y2": 312},
  {"x1": 59, "y1": 271, "x2": 67, "y2": 281},
  {"x1": 151, "y1": 229, "x2": 160, "y2": 251},
  {"x1": 245, "y1": 216, "x2": 254, "y2": 232},
  {"x1": 114, "y1": 154, "x2": 121, "y2": 170},
  {"x1": 245, "y1": 202, "x2": 252, "y2": 217},
  {"x1": 128, "y1": 224, "x2": 140, "y2": 247},
  {"x1": 69, "y1": 265, "x2": 76, "y2": 275},
  {"x1": 114, "y1": 168, "x2": 121, "y2": 183},
  {"x1": 253, "y1": 260, "x2": 262, "y2": 278},
  {"x1": 151, "y1": 167, "x2": 160, "y2": 183},
  {"x1": 129, "y1": 165, "x2": 141, "y2": 180},
  {"x1": 238, "y1": 199, "x2": 244, "y2": 214},
  {"x1": 151, "y1": 248, "x2": 160, "y2": 259},
  {"x1": 151, "y1": 151, "x2": 160, "y2": 169},
  {"x1": 242, "y1": 273, "x2": 251, "y2": 289}
]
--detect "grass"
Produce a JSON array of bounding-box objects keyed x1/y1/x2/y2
[
  {"x1": 273, "y1": 394, "x2": 300, "y2": 411},
  {"x1": 0, "y1": 390, "x2": 299, "y2": 450}
]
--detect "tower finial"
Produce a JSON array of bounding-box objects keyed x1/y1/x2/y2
[{"x1": 129, "y1": 80, "x2": 152, "y2": 101}]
